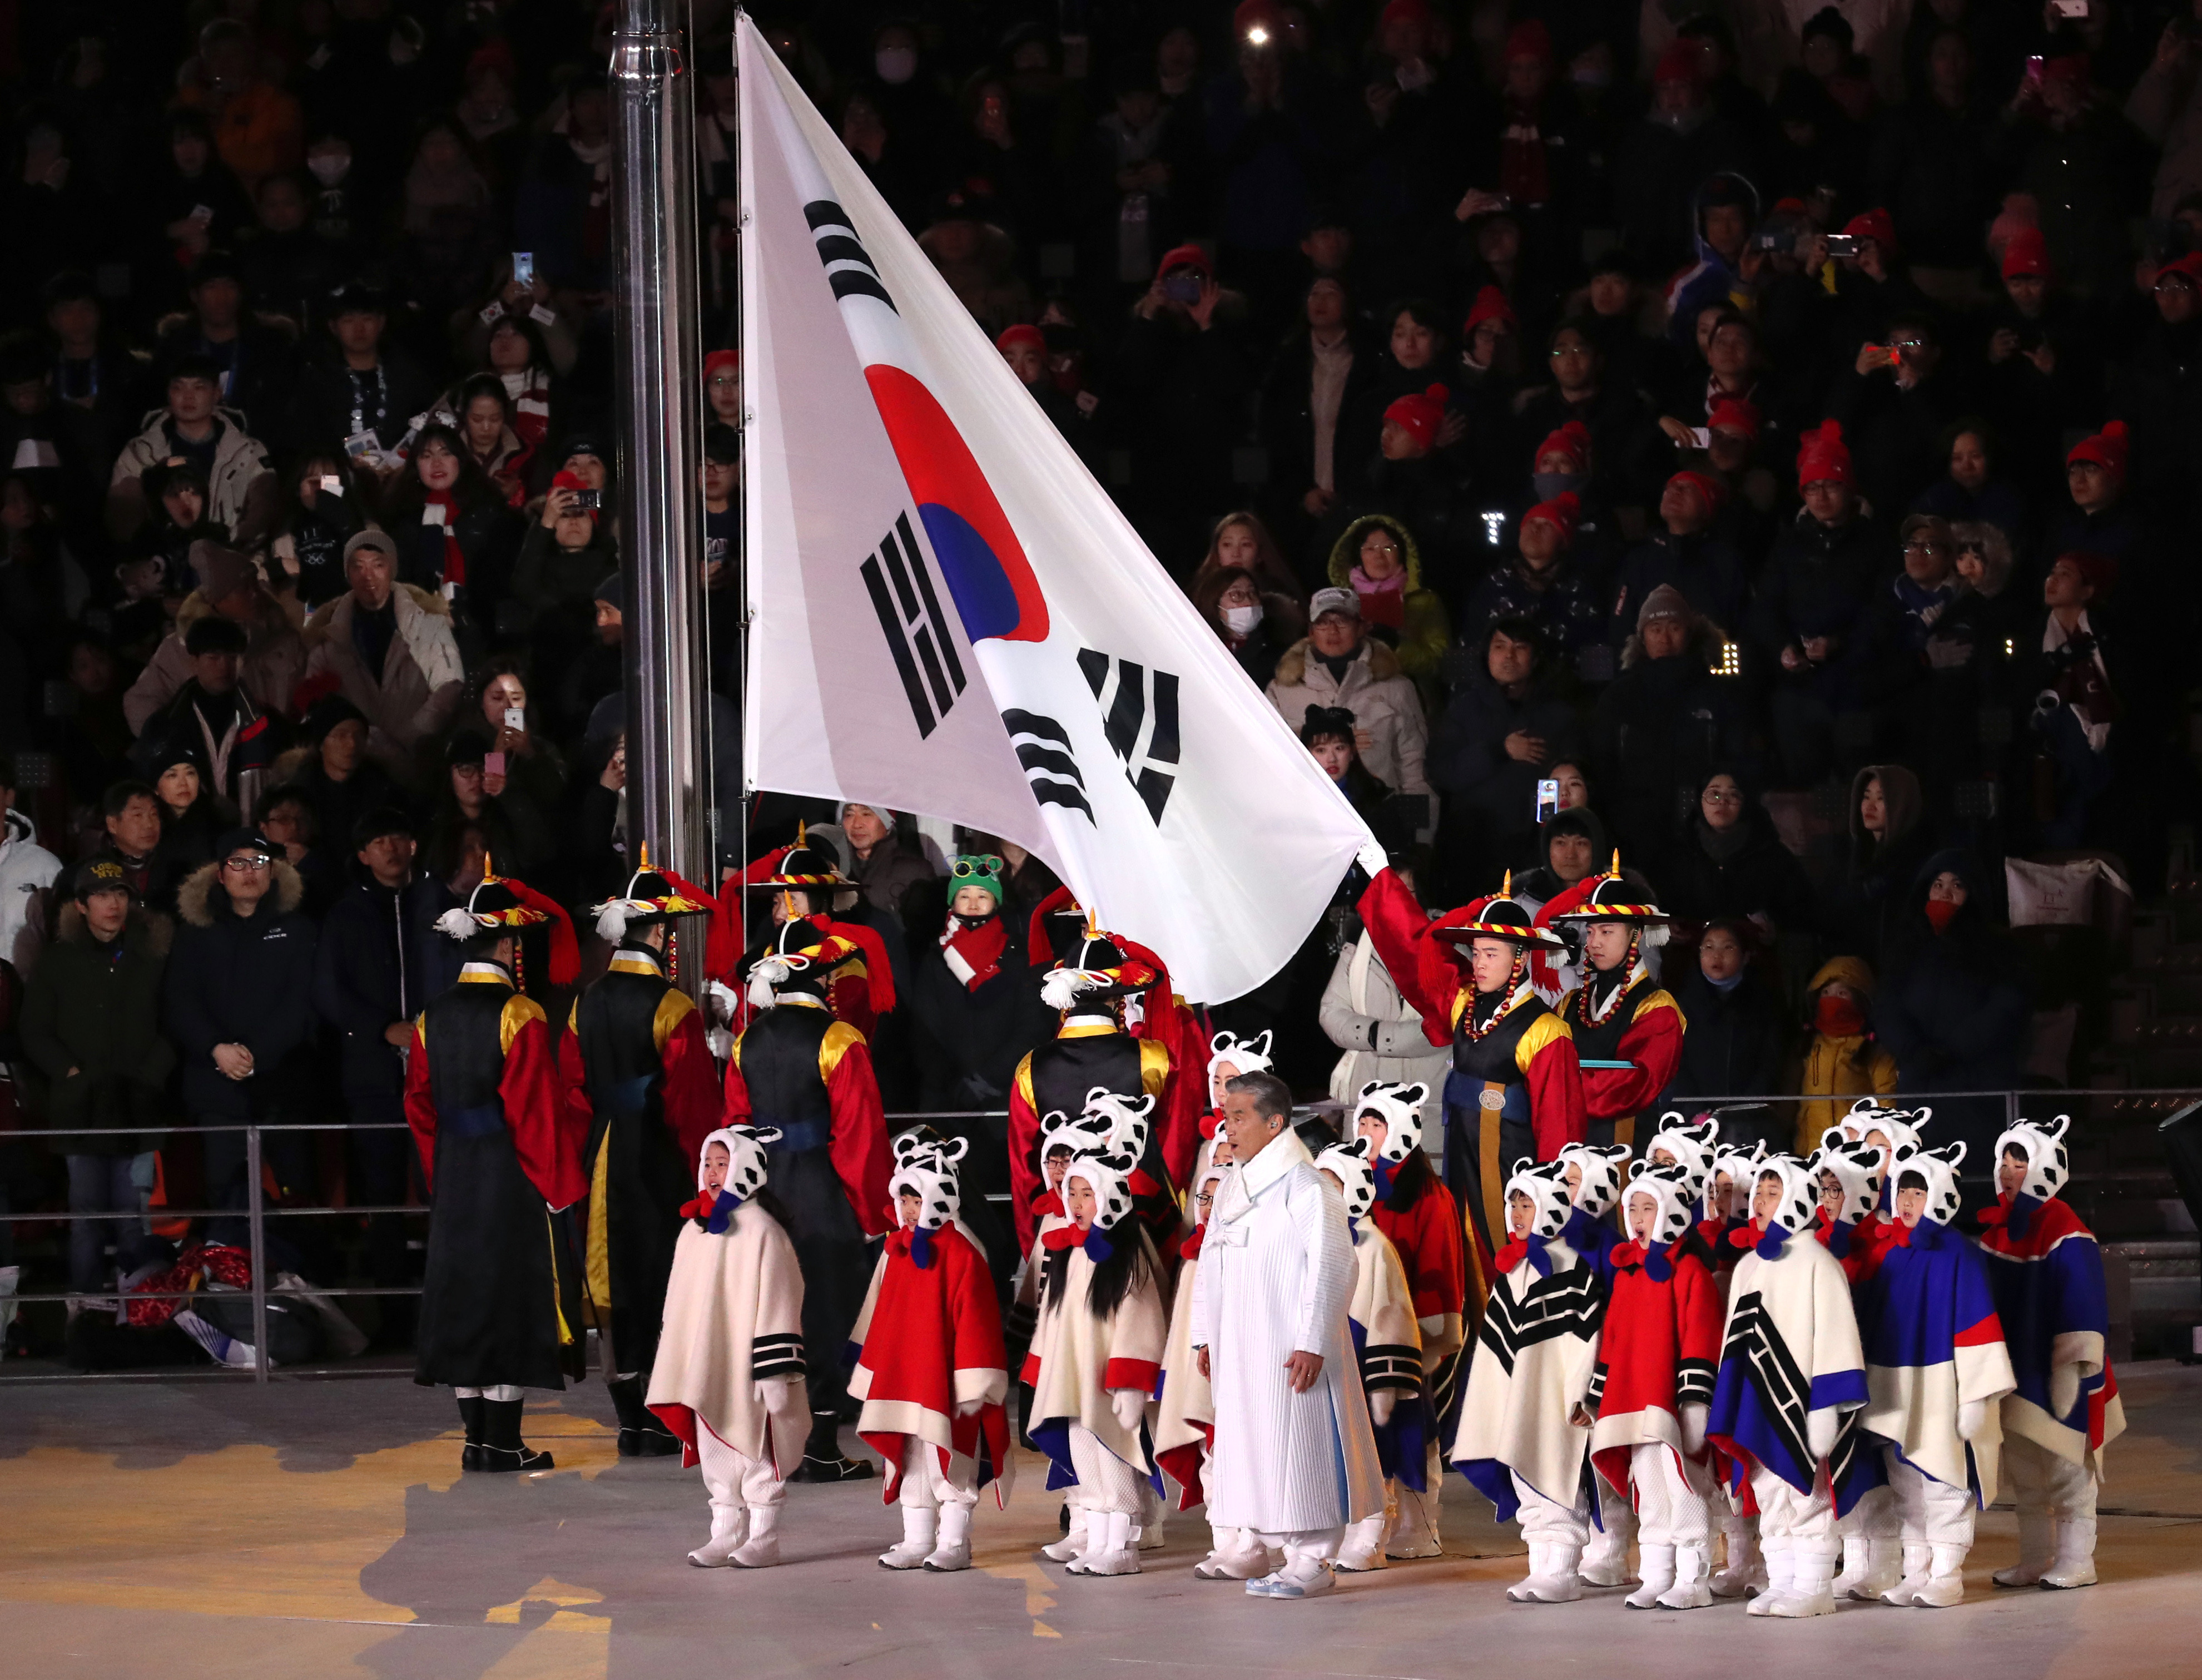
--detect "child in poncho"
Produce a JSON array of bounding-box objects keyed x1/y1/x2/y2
[
  {"x1": 1809, "y1": 1128, "x2": 1903, "y2": 1600},
  {"x1": 1558, "y1": 1139, "x2": 1635, "y2": 1587},
  {"x1": 1978, "y1": 1114, "x2": 2125, "y2": 1591},
  {"x1": 851, "y1": 1132, "x2": 1011, "y2": 1574},
  {"x1": 646, "y1": 1126, "x2": 810, "y2": 1569}
]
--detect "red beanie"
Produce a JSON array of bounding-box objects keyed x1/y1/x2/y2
[
  {"x1": 1383, "y1": 384, "x2": 1450, "y2": 453},
  {"x1": 702, "y1": 348, "x2": 739, "y2": 379},
  {"x1": 1535, "y1": 419, "x2": 1591, "y2": 472},
  {"x1": 2001, "y1": 227, "x2": 2051, "y2": 281},
  {"x1": 2066, "y1": 420, "x2": 2129, "y2": 482},
  {"x1": 1796, "y1": 420, "x2": 1852, "y2": 488},
  {"x1": 552, "y1": 468, "x2": 599, "y2": 521},
  {"x1": 1155, "y1": 243, "x2": 1210, "y2": 280},
  {"x1": 1463, "y1": 285, "x2": 1517, "y2": 334},
  {"x1": 1707, "y1": 397, "x2": 1761, "y2": 442},
  {"x1": 1841, "y1": 209, "x2": 1897, "y2": 255},
  {"x1": 2062, "y1": 550, "x2": 2118, "y2": 598},
  {"x1": 995, "y1": 324, "x2": 1046, "y2": 355},
  {"x1": 1522, "y1": 489, "x2": 1580, "y2": 547},
  {"x1": 2160, "y1": 251, "x2": 2202, "y2": 287},
  {"x1": 1654, "y1": 38, "x2": 1704, "y2": 85},
  {"x1": 1668, "y1": 469, "x2": 1727, "y2": 515},
  {"x1": 1506, "y1": 19, "x2": 1553, "y2": 62}
]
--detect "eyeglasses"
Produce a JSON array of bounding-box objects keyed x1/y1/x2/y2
[
  {"x1": 1193, "y1": 1190, "x2": 1215, "y2": 1210},
  {"x1": 1702, "y1": 789, "x2": 1743, "y2": 805},
  {"x1": 1903, "y1": 539, "x2": 1947, "y2": 555},
  {"x1": 222, "y1": 856, "x2": 271, "y2": 873},
  {"x1": 951, "y1": 855, "x2": 1004, "y2": 879}
]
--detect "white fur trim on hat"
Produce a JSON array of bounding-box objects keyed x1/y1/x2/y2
[
  {"x1": 698, "y1": 1124, "x2": 780, "y2": 1199},
  {"x1": 1317, "y1": 1136, "x2": 1378, "y2": 1222},
  {"x1": 1207, "y1": 1029, "x2": 1274, "y2": 1104},
  {"x1": 891, "y1": 1132, "x2": 968, "y2": 1231},
  {"x1": 1890, "y1": 1139, "x2": 1967, "y2": 1227},
  {"x1": 1808, "y1": 1131, "x2": 1888, "y2": 1227},
  {"x1": 1996, "y1": 1113, "x2": 2071, "y2": 1203},
  {"x1": 1065, "y1": 1146, "x2": 1140, "y2": 1232},
  {"x1": 1355, "y1": 1079, "x2": 1428, "y2": 1164},
  {"x1": 1753, "y1": 1153, "x2": 1821, "y2": 1240},
  {"x1": 1559, "y1": 1142, "x2": 1631, "y2": 1217},
  {"x1": 1624, "y1": 1160, "x2": 1697, "y2": 1247}
]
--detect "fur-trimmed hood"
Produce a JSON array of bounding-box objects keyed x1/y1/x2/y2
[
  {"x1": 57, "y1": 900, "x2": 173, "y2": 957},
  {"x1": 1272, "y1": 634, "x2": 1405, "y2": 689},
  {"x1": 1327, "y1": 513, "x2": 1427, "y2": 594},
  {"x1": 300, "y1": 580, "x2": 452, "y2": 650},
  {"x1": 176, "y1": 585, "x2": 294, "y2": 645},
  {"x1": 175, "y1": 858, "x2": 306, "y2": 926}
]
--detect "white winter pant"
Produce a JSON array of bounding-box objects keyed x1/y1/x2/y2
[
  {"x1": 1838, "y1": 1480, "x2": 1898, "y2": 1543},
  {"x1": 1067, "y1": 1422, "x2": 1146, "y2": 1517},
  {"x1": 698, "y1": 1422, "x2": 784, "y2": 1515},
  {"x1": 2003, "y1": 1433, "x2": 2097, "y2": 1523},
  {"x1": 1629, "y1": 1443, "x2": 1714, "y2": 1548},
  {"x1": 1586, "y1": 1473, "x2": 1637, "y2": 1569},
  {"x1": 453, "y1": 1384, "x2": 523, "y2": 1401},
  {"x1": 1512, "y1": 1471, "x2": 1590, "y2": 1550},
  {"x1": 1749, "y1": 1464, "x2": 1836, "y2": 1546},
  {"x1": 1387, "y1": 1438, "x2": 1444, "y2": 1549},
  {"x1": 1886, "y1": 1449, "x2": 1976, "y2": 1547},
  {"x1": 898, "y1": 1436, "x2": 979, "y2": 1512},
  {"x1": 1249, "y1": 1526, "x2": 1343, "y2": 1564}
]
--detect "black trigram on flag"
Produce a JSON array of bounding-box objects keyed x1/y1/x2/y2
[
  {"x1": 804, "y1": 199, "x2": 896, "y2": 311},
  {"x1": 860, "y1": 512, "x2": 965, "y2": 737},
  {"x1": 1003, "y1": 711, "x2": 1093, "y2": 820},
  {"x1": 1077, "y1": 649, "x2": 1181, "y2": 823}
]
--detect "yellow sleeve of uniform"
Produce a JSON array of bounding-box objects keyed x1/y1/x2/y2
[
  {"x1": 819, "y1": 1019, "x2": 866, "y2": 1082},
  {"x1": 566, "y1": 999, "x2": 580, "y2": 1034},
  {"x1": 1015, "y1": 1053, "x2": 1034, "y2": 1110},
  {"x1": 1514, "y1": 1010, "x2": 1573, "y2": 1077},
  {"x1": 500, "y1": 992, "x2": 548, "y2": 1054},
  {"x1": 1633, "y1": 989, "x2": 1685, "y2": 1033},
  {"x1": 653, "y1": 987, "x2": 696, "y2": 1053},
  {"x1": 1139, "y1": 1038, "x2": 1169, "y2": 1096}
]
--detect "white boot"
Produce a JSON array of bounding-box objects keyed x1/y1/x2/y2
[
  {"x1": 1336, "y1": 1513, "x2": 1388, "y2": 1572},
  {"x1": 1506, "y1": 1541, "x2": 1550, "y2": 1603},
  {"x1": 1386, "y1": 1467, "x2": 1444, "y2": 1558},
  {"x1": 1517, "y1": 1538, "x2": 1585, "y2": 1603},
  {"x1": 1196, "y1": 1527, "x2": 1270, "y2": 1580},
  {"x1": 1657, "y1": 1542, "x2": 1714, "y2": 1609},
  {"x1": 1579, "y1": 1510, "x2": 1635, "y2": 1587},
  {"x1": 1712, "y1": 1516, "x2": 1766, "y2": 1598},
  {"x1": 1993, "y1": 1511, "x2": 2054, "y2": 1588},
  {"x1": 730, "y1": 1503, "x2": 782, "y2": 1568},
  {"x1": 1266, "y1": 1549, "x2": 1336, "y2": 1599},
  {"x1": 879, "y1": 1505, "x2": 937, "y2": 1570},
  {"x1": 923, "y1": 1502, "x2": 973, "y2": 1572},
  {"x1": 1040, "y1": 1506, "x2": 1088, "y2": 1564},
  {"x1": 1625, "y1": 1543, "x2": 1676, "y2": 1608},
  {"x1": 1910, "y1": 1542, "x2": 1969, "y2": 1608},
  {"x1": 1746, "y1": 1537, "x2": 1793, "y2": 1615},
  {"x1": 1069, "y1": 1510, "x2": 1140, "y2": 1577},
  {"x1": 2040, "y1": 1518, "x2": 2098, "y2": 1589},
  {"x1": 688, "y1": 1503, "x2": 748, "y2": 1568},
  {"x1": 1768, "y1": 1542, "x2": 1839, "y2": 1617},
  {"x1": 1882, "y1": 1542, "x2": 1933, "y2": 1607},
  {"x1": 1136, "y1": 1486, "x2": 1167, "y2": 1551},
  {"x1": 1838, "y1": 1534, "x2": 1902, "y2": 1600}
]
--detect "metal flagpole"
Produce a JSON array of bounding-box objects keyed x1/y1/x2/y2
[
  {"x1": 611, "y1": 0, "x2": 712, "y2": 994},
  {"x1": 731, "y1": 9, "x2": 751, "y2": 972}
]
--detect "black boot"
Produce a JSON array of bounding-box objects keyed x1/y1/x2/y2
[
  {"x1": 607, "y1": 1376, "x2": 647, "y2": 1456},
  {"x1": 788, "y1": 1410, "x2": 873, "y2": 1482},
  {"x1": 481, "y1": 1398, "x2": 555, "y2": 1473},
  {"x1": 458, "y1": 1395, "x2": 487, "y2": 1472}
]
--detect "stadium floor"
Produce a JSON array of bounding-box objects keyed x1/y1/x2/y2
[{"x1": 3, "y1": 1360, "x2": 2199, "y2": 1679}]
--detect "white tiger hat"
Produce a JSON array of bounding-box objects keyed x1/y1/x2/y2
[
  {"x1": 1709, "y1": 1137, "x2": 1768, "y2": 1220},
  {"x1": 890, "y1": 1131, "x2": 967, "y2": 1231},
  {"x1": 1752, "y1": 1153, "x2": 1822, "y2": 1241},
  {"x1": 1996, "y1": 1113, "x2": 2072, "y2": 1203},
  {"x1": 1559, "y1": 1142, "x2": 1633, "y2": 1217},
  {"x1": 1354, "y1": 1079, "x2": 1429, "y2": 1164},
  {"x1": 1843, "y1": 1099, "x2": 1932, "y2": 1158},
  {"x1": 1891, "y1": 1139, "x2": 1968, "y2": 1227},
  {"x1": 1317, "y1": 1135, "x2": 1379, "y2": 1222},
  {"x1": 1504, "y1": 1157, "x2": 1574, "y2": 1242},
  {"x1": 1623, "y1": 1160, "x2": 1698, "y2": 1247},
  {"x1": 1039, "y1": 1104, "x2": 1111, "y2": 1168},
  {"x1": 698, "y1": 1124, "x2": 780, "y2": 1200},
  {"x1": 1645, "y1": 1113, "x2": 1720, "y2": 1203},
  {"x1": 1809, "y1": 1130, "x2": 1889, "y2": 1226},
  {"x1": 1065, "y1": 1145, "x2": 1141, "y2": 1232},
  {"x1": 1207, "y1": 1029, "x2": 1274, "y2": 1105},
  {"x1": 1080, "y1": 1086, "x2": 1155, "y2": 1161}
]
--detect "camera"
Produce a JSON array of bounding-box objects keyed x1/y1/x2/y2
[
  {"x1": 319, "y1": 474, "x2": 344, "y2": 494},
  {"x1": 1162, "y1": 271, "x2": 1206, "y2": 306},
  {"x1": 1824, "y1": 234, "x2": 1862, "y2": 258},
  {"x1": 570, "y1": 487, "x2": 601, "y2": 512}
]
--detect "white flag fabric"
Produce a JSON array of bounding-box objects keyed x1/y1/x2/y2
[{"x1": 736, "y1": 17, "x2": 1373, "y2": 1003}]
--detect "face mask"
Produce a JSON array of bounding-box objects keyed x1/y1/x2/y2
[
  {"x1": 308, "y1": 153, "x2": 351, "y2": 185},
  {"x1": 1531, "y1": 470, "x2": 1580, "y2": 502},
  {"x1": 1813, "y1": 994, "x2": 1866, "y2": 1037},
  {"x1": 1571, "y1": 65, "x2": 1613, "y2": 90},
  {"x1": 1222, "y1": 602, "x2": 1263, "y2": 635},
  {"x1": 875, "y1": 47, "x2": 917, "y2": 85},
  {"x1": 1924, "y1": 897, "x2": 1961, "y2": 933}
]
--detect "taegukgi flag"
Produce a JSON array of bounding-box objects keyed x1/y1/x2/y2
[{"x1": 735, "y1": 16, "x2": 1374, "y2": 1003}]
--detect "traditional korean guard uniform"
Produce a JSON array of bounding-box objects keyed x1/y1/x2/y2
[{"x1": 1549, "y1": 862, "x2": 1685, "y2": 1152}]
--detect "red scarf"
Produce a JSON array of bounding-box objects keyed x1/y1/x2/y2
[
  {"x1": 1179, "y1": 1221, "x2": 1208, "y2": 1261},
  {"x1": 940, "y1": 911, "x2": 1008, "y2": 991},
  {"x1": 1030, "y1": 1190, "x2": 1065, "y2": 1222},
  {"x1": 1813, "y1": 994, "x2": 1866, "y2": 1036},
  {"x1": 423, "y1": 489, "x2": 467, "y2": 588}
]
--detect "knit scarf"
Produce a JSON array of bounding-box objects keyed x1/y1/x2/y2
[
  {"x1": 1612, "y1": 1237, "x2": 1674, "y2": 1282},
  {"x1": 1178, "y1": 1221, "x2": 1207, "y2": 1261},
  {"x1": 1031, "y1": 1189, "x2": 1065, "y2": 1222},
  {"x1": 889, "y1": 1224, "x2": 936, "y2": 1270},
  {"x1": 1371, "y1": 1156, "x2": 1397, "y2": 1201},
  {"x1": 1351, "y1": 565, "x2": 1407, "y2": 630},
  {"x1": 1042, "y1": 1222, "x2": 1114, "y2": 1265},
  {"x1": 1495, "y1": 1232, "x2": 1555, "y2": 1277},
  {"x1": 423, "y1": 489, "x2": 467, "y2": 589},
  {"x1": 1814, "y1": 1204, "x2": 1854, "y2": 1258},
  {"x1": 680, "y1": 1188, "x2": 742, "y2": 1233},
  {"x1": 939, "y1": 910, "x2": 1008, "y2": 991},
  {"x1": 1978, "y1": 1190, "x2": 2044, "y2": 1241},
  {"x1": 1730, "y1": 1217, "x2": 1791, "y2": 1259},
  {"x1": 1886, "y1": 1217, "x2": 1948, "y2": 1252}
]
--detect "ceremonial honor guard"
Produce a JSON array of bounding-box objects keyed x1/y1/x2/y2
[
  {"x1": 408, "y1": 864, "x2": 585, "y2": 1472},
  {"x1": 1357, "y1": 867, "x2": 1586, "y2": 1268},
  {"x1": 1549, "y1": 861, "x2": 1684, "y2": 1152},
  {"x1": 562, "y1": 853, "x2": 724, "y2": 1455},
  {"x1": 724, "y1": 913, "x2": 893, "y2": 1480}
]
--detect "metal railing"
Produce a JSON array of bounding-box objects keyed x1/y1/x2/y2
[{"x1": 2, "y1": 1089, "x2": 2191, "y2": 1385}]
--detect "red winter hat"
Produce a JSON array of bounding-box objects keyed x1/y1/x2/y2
[
  {"x1": 1796, "y1": 419, "x2": 1852, "y2": 487},
  {"x1": 1506, "y1": 19, "x2": 1553, "y2": 62},
  {"x1": 2060, "y1": 550, "x2": 2118, "y2": 598},
  {"x1": 1155, "y1": 242, "x2": 1210, "y2": 280},
  {"x1": 1463, "y1": 285, "x2": 1517, "y2": 334},
  {"x1": 2159, "y1": 250, "x2": 2202, "y2": 288},
  {"x1": 1522, "y1": 489, "x2": 1580, "y2": 546},
  {"x1": 552, "y1": 468, "x2": 601, "y2": 520},
  {"x1": 2041, "y1": 53, "x2": 2089, "y2": 91},
  {"x1": 1668, "y1": 469, "x2": 1727, "y2": 515},
  {"x1": 2001, "y1": 227, "x2": 2051, "y2": 281},
  {"x1": 1654, "y1": 38, "x2": 1705, "y2": 85},
  {"x1": 702, "y1": 348, "x2": 738, "y2": 379},
  {"x1": 1707, "y1": 397, "x2": 1761, "y2": 441},
  {"x1": 2066, "y1": 420, "x2": 2129, "y2": 482},
  {"x1": 1841, "y1": 209, "x2": 1897, "y2": 254},
  {"x1": 995, "y1": 323, "x2": 1046, "y2": 355},
  {"x1": 1535, "y1": 419, "x2": 1591, "y2": 472},
  {"x1": 1383, "y1": 384, "x2": 1450, "y2": 452}
]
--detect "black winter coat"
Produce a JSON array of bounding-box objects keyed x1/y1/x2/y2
[
  {"x1": 314, "y1": 871, "x2": 447, "y2": 1104},
  {"x1": 18, "y1": 906, "x2": 176, "y2": 1154},
  {"x1": 162, "y1": 860, "x2": 319, "y2": 1119},
  {"x1": 1657, "y1": 812, "x2": 1818, "y2": 936},
  {"x1": 1657, "y1": 967, "x2": 1787, "y2": 1110}
]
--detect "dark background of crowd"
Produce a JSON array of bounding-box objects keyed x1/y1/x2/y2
[{"x1": 0, "y1": 0, "x2": 2194, "y2": 1355}]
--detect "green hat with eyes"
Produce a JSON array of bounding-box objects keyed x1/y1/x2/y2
[{"x1": 946, "y1": 854, "x2": 1005, "y2": 909}]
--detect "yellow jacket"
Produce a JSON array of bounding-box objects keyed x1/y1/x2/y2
[{"x1": 1796, "y1": 1033, "x2": 1898, "y2": 1153}]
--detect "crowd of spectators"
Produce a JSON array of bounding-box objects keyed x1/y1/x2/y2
[{"x1": 0, "y1": 0, "x2": 2191, "y2": 1350}]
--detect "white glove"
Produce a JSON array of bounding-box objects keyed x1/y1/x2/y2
[
  {"x1": 2049, "y1": 1362, "x2": 2082, "y2": 1419},
  {"x1": 705, "y1": 978, "x2": 740, "y2": 1024},
  {"x1": 752, "y1": 1377, "x2": 792, "y2": 1413},
  {"x1": 1957, "y1": 1398, "x2": 1987, "y2": 1441},
  {"x1": 1110, "y1": 1387, "x2": 1145, "y2": 1431},
  {"x1": 1368, "y1": 1389, "x2": 1396, "y2": 1427},
  {"x1": 1355, "y1": 838, "x2": 1391, "y2": 878},
  {"x1": 1806, "y1": 1405, "x2": 1841, "y2": 1462},
  {"x1": 954, "y1": 1397, "x2": 985, "y2": 1418},
  {"x1": 1679, "y1": 1402, "x2": 1708, "y2": 1455}
]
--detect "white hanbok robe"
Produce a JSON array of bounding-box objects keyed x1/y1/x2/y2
[{"x1": 1191, "y1": 1129, "x2": 1386, "y2": 1534}]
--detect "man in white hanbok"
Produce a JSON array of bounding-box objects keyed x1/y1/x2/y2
[{"x1": 1192, "y1": 1071, "x2": 1386, "y2": 1599}]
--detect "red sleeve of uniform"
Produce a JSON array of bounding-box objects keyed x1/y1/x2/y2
[
  {"x1": 505, "y1": 1015, "x2": 588, "y2": 1209},
  {"x1": 722, "y1": 1046, "x2": 753, "y2": 1123},
  {"x1": 827, "y1": 1037, "x2": 892, "y2": 1237},
  {"x1": 830, "y1": 969, "x2": 877, "y2": 1043},
  {"x1": 1355, "y1": 867, "x2": 1456, "y2": 1048},
  {"x1": 1009, "y1": 1071, "x2": 1040, "y2": 1249},
  {"x1": 1159, "y1": 1052, "x2": 1201, "y2": 1191},
  {"x1": 1527, "y1": 1029, "x2": 1585, "y2": 1158},
  {"x1": 404, "y1": 1024, "x2": 438, "y2": 1195},
  {"x1": 1580, "y1": 998, "x2": 1685, "y2": 1120},
  {"x1": 556, "y1": 1022, "x2": 594, "y2": 1165},
  {"x1": 660, "y1": 1008, "x2": 722, "y2": 1162},
  {"x1": 1678, "y1": 1255, "x2": 1724, "y2": 1370}
]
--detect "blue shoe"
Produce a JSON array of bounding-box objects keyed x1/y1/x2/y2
[{"x1": 1244, "y1": 1573, "x2": 1282, "y2": 1597}]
